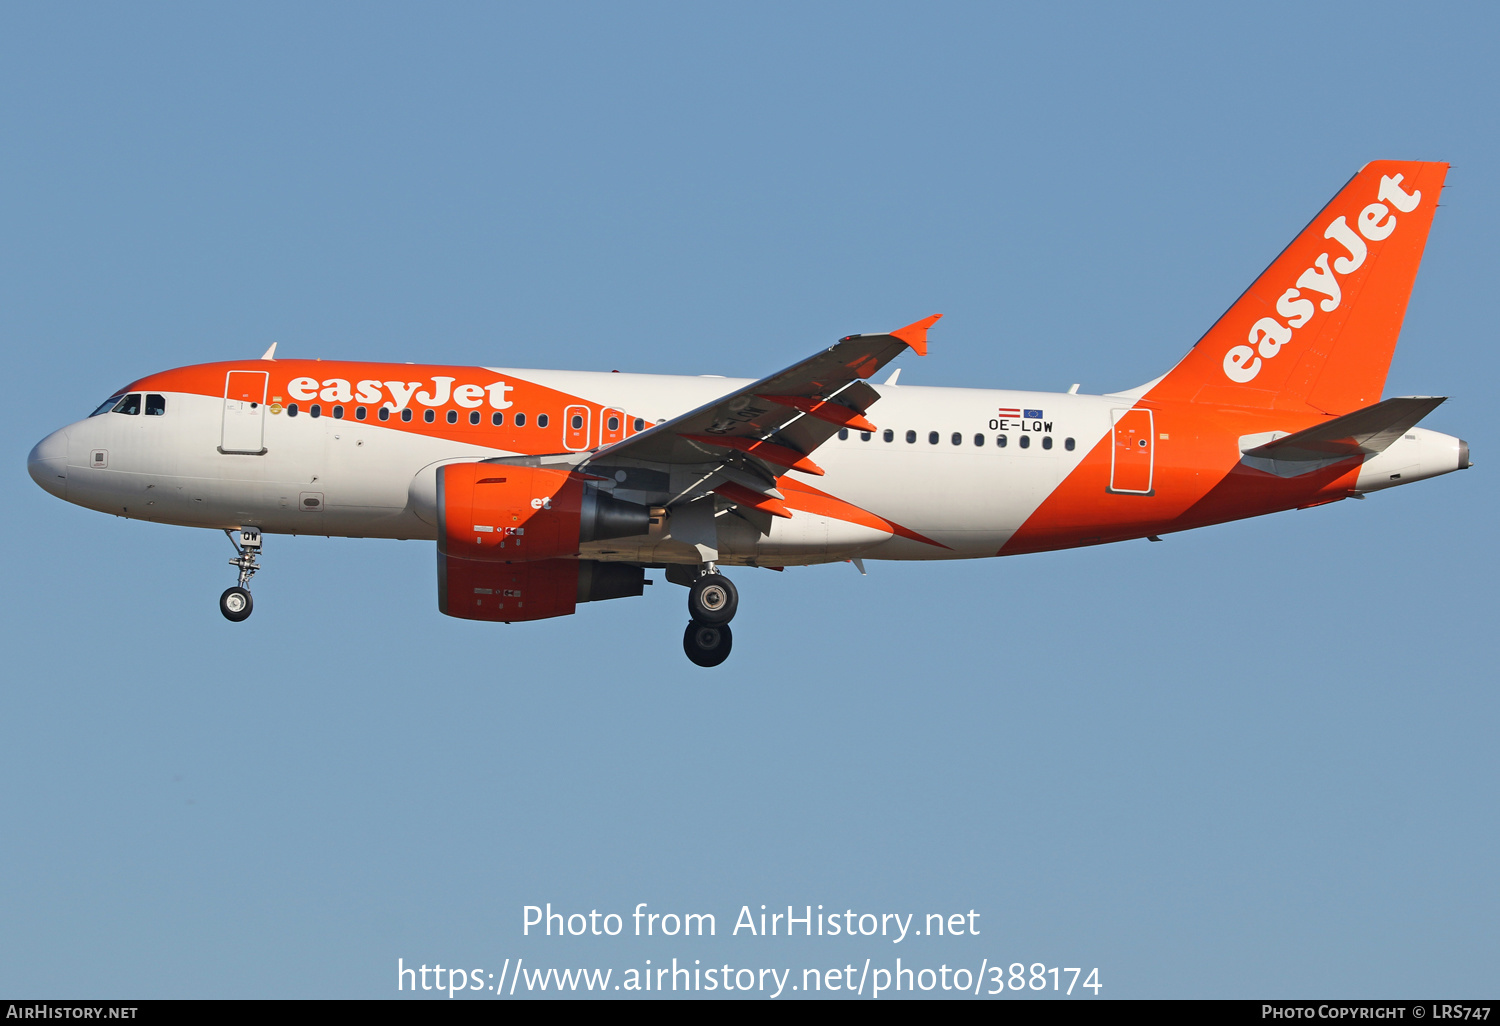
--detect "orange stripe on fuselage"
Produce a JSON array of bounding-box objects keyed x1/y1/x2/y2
[
  {"x1": 1000, "y1": 400, "x2": 1363, "y2": 555},
  {"x1": 777, "y1": 476, "x2": 949, "y2": 549},
  {"x1": 128, "y1": 359, "x2": 947, "y2": 548},
  {"x1": 126, "y1": 360, "x2": 648, "y2": 454}
]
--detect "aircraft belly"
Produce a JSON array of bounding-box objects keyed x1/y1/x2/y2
[{"x1": 582, "y1": 513, "x2": 881, "y2": 565}]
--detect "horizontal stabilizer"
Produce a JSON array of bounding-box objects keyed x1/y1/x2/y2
[{"x1": 1242, "y1": 396, "x2": 1447, "y2": 464}]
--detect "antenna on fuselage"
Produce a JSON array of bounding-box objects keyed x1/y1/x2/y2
[{"x1": 260, "y1": 342, "x2": 278, "y2": 361}]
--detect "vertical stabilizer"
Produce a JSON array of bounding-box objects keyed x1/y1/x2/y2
[{"x1": 1148, "y1": 161, "x2": 1448, "y2": 414}]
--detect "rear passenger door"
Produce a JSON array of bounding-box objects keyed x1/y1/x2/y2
[{"x1": 1107, "y1": 408, "x2": 1154, "y2": 494}]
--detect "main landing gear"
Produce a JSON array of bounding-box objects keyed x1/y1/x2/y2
[
  {"x1": 682, "y1": 567, "x2": 738, "y2": 668},
  {"x1": 220, "y1": 528, "x2": 261, "y2": 623}
]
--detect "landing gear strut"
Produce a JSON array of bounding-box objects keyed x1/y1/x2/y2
[
  {"x1": 683, "y1": 567, "x2": 738, "y2": 667},
  {"x1": 221, "y1": 528, "x2": 261, "y2": 623}
]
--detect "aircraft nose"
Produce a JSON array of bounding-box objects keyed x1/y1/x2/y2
[{"x1": 27, "y1": 428, "x2": 69, "y2": 499}]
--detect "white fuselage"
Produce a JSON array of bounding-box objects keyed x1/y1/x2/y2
[{"x1": 31, "y1": 369, "x2": 1113, "y2": 565}]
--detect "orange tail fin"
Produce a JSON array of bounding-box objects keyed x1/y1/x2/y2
[{"x1": 1148, "y1": 161, "x2": 1448, "y2": 414}]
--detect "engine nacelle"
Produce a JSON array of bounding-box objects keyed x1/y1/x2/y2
[
  {"x1": 439, "y1": 556, "x2": 648, "y2": 622},
  {"x1": 436, "y1": 462, "x2": 650, "y2": 562}
]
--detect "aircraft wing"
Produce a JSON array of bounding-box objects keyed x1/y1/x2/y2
[
  {"x1": 579, "y1": 315, "x2": 939, "y2": 513},
  {"x1": 1242, "y1": 396, "x2": 1447, "y2": 463}
]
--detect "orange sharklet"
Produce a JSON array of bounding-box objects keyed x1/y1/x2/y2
[{"x1": 889, "y1": 313, "x2": 942, "y2": 356}]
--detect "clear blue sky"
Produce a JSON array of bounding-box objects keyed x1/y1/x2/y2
[{"x1": 3, "y1": 2, "x2": 1495, "y2": 999}]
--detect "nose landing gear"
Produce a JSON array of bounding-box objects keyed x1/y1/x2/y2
[
  {"x1": 682, "y1": 567, "x2": 738, "y2": 667},
  {"x1": 221, "y1": 528, "x2": 261, "y2": 622}
]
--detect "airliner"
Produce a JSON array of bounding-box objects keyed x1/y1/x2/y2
[{"x1": 26, "y1": 161, "x2": 1469, "y2": 666}]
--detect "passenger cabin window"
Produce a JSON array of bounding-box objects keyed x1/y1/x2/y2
[
  {"x1": 1042, "y1": 435, "x2": 1053, "y2": 450},
  {"x1": 974, "y1": 433, "x2": 984, "y2": 446},
  {"x1": 883, "y1": 429, "x2": 894, "y2": 442},
  {"x1": 1065, "y1": 437, "x2": 1075, "y2": 451},
  {"x1": 424, "y1": 410, "x2": 435, "y2": 423},
  {"x1": 310, "y1": 404, "x2": 322, "y2": 418},
  {"x1": 633, "y1": 418, "x2": 645, "y2": 432},
  {"x1": 287, "y1": 403, "x2": 299, "y2": 417},
  {"x1": 607, "y1": 416, "x2": 620, "y2": 432},
  {"x1": 906, "y1": 430, "x2": 916, "y2": 443},
  {"x1": 92, "y1": 395, "x2": 126, "y2": 417},
  {"x1": 469, "y1": 411, "x2": 480, "y2": 425},
  {"x1": 491, "y1": 412, "x2": 504, "y2": 426},
  {"x1": 356, "y1": 406, "x2": 367, "y2": 420},
  {"x1": 537, "y1": 414, "x2": 549, "y2": 428},
  {"x1": 333, "y1": 405, "x2": 344, "y2": 419},
  {"x1": 1019, "y1": 435, "x2": 1030, "y2": 448},
  {"x1": 997, "y1": 435, "x2": 1007, "y2": 447},
  {"x1": 515, "y1": 413, "x2": 527, "y2": 427},
  {"x1": 838, "y1": 428, "x2": 849, "y2": 440},
  {"x1": 928, "y1": 431, "x2": 939, "y2": 445},
  {"x1": 112, "y1": 394, "x2": 142, "y2": 416},
  {"x1": 145, "y1": 394, "x2": 166, "y2": 416},
  {"x1": 446, "y1": 410, "x2": 457, "y2": 424},
  {"x1": 951, "y1": 432, "x2": 961, "y2": 446},
  {"x1": 860, "y1": 431, "x2": 871, "y2": 441},
  {"x1": 378, "y1": 407, "x2": 389, "y2": 421}
]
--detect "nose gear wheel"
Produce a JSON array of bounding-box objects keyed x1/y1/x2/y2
[
  {"x1": 221, "y1": 528, "x2": 262, "y2": 622},
  {"x1": 220, "y1": 586, "x2": 253, "y2": 622}
]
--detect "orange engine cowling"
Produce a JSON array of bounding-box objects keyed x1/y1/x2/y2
[
  {"x1": 440, "y1": 556, "x2": 650, "y2": 622},
  {"x1": 435, "y1": 462, "x2": 653, "y2": 623},
  {"x1": 436, "y1": 462, "x2": 650, "y2": 563}
]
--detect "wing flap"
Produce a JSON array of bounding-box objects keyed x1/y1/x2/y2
[
  {"x1": 713, "y1": 481, "x2": 793, "y2": 519},
  {"x1": 680, "y1": 434, "x2": 825, "y2": 475}
]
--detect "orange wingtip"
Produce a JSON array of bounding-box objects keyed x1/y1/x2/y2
[
  {"x1": 890, "y1": 313, "x2": 941, "y2": 356},
  {"x1": 712, "y1": 481, "x2": 793, "y2": 519}
]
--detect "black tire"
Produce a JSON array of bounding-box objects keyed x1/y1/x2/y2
[
  {"x1": 687, "y1": 573, "x2": 738, "y2": 624},
  {"x1": 683, "y1": 620, "x2": 733, "y2": 667},
  {"x1": 220, "y1": 586, "x2": 253, "y2": 622}
]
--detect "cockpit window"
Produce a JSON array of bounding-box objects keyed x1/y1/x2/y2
[
  {"x1": 111, "y1": 394, "x2": 142, "y2": 416},
  {"x1": 91, "y1": 394, "x2": 126, "y2": 417},
  {"x1": 145, "y1": 394, "x2": 166, "y2": 416}
]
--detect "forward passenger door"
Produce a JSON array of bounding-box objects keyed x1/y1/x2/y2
[{"x1": 221, "y1": 370, "x2": 269, "y2": 454}]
